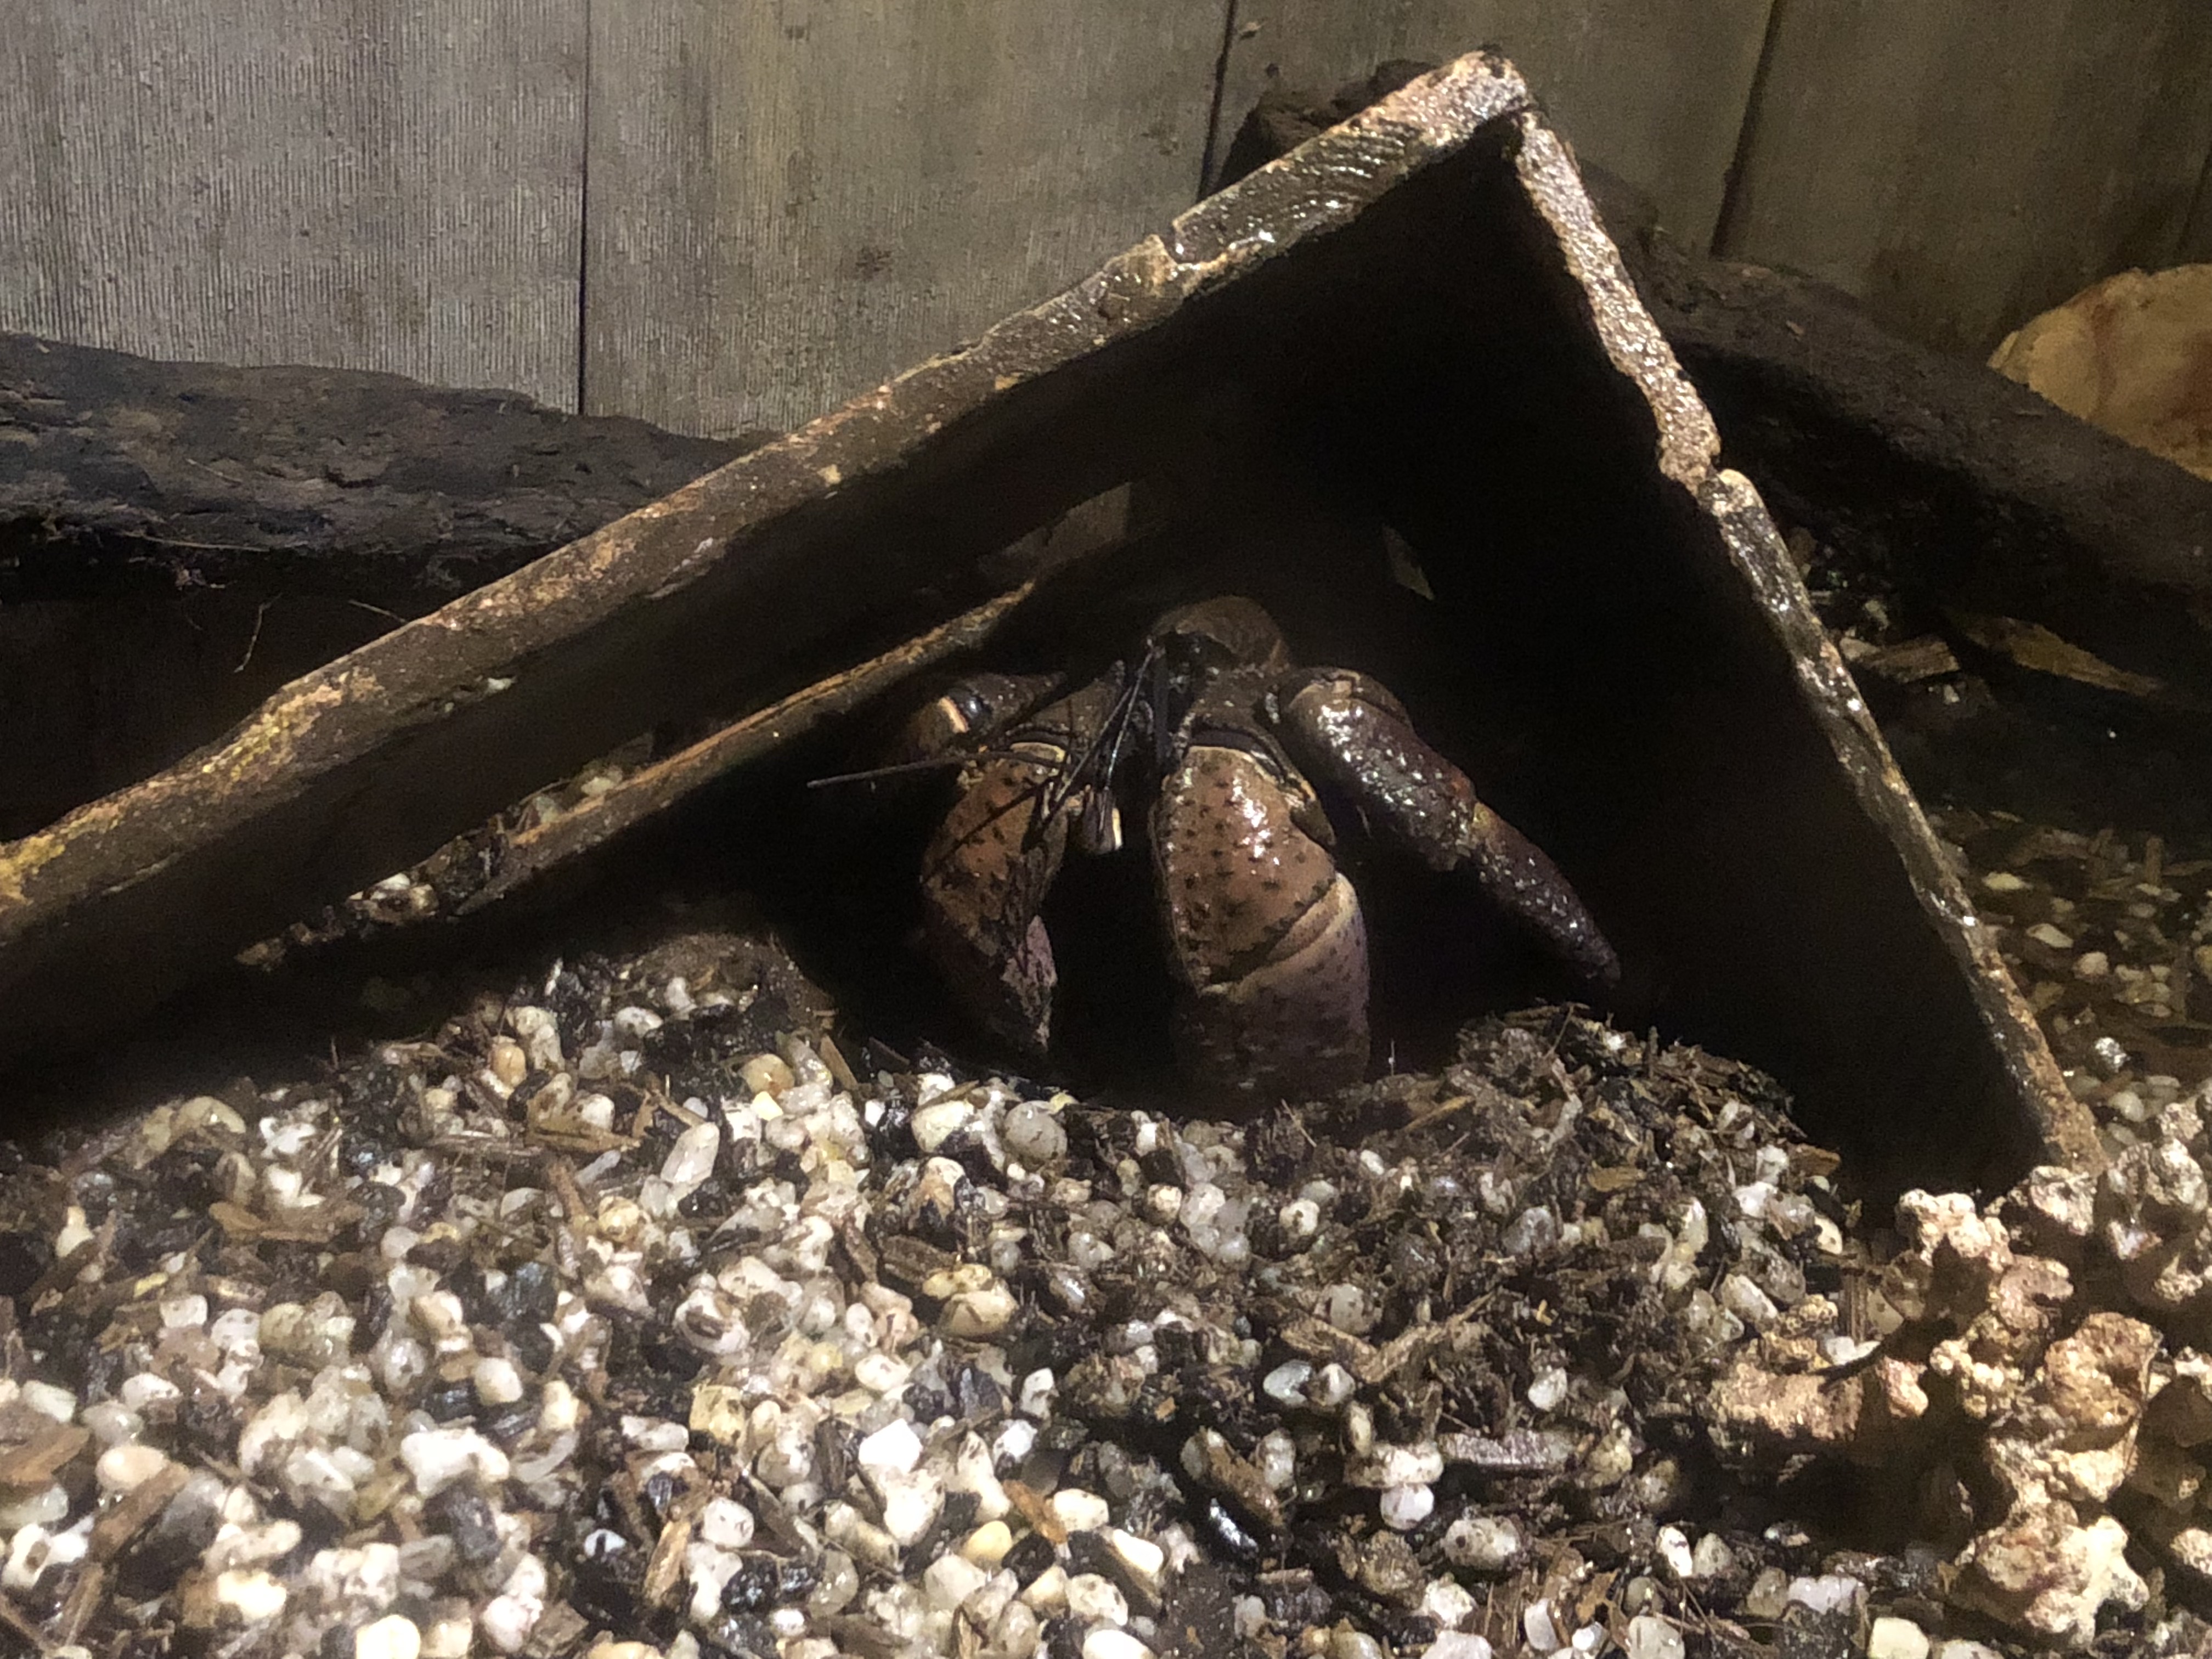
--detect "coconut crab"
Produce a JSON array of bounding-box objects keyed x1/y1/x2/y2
[{"x1": 877, "y1": 596, "x2": 1617, "y2": 1099}]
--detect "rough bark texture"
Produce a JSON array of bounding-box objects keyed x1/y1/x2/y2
[
  {"x1": 0, "y1": 333, "x2": 749, "y2": 834},
  {"x1": 0, "y1": 331, "x2": 747, "y2": 606}
]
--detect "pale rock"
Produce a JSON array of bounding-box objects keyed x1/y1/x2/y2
[
  {"x1": 1065, "y1": 1572, "x2": 1128, "y2": 1626},
  {"x1": 1866, "y1": 1616, "x2": 1930, "y2": 1659},
  {"x1": 356, "y1": 1615, "x2": 423, "y2": 1659}
]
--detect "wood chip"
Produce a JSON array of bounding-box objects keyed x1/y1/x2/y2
[
  {"x1": 91, "y1": 1462, "x2": 188, "y2": 1560},
  {"x1": 0, "y1": 1421, "x2": 88, "y2": 1488}
]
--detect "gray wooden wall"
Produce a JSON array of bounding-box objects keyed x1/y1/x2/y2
[{"x1": 5, "y1": 0, "x2": 2210, "y2": 438}]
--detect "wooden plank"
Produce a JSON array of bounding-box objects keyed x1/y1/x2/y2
[
  {"x1": 1717, "y1": 0, "x2": 2212, "y2": 355},
  {"x1": 1215, "y1": 0, "x2": 1774, "y2": 250},
  {"x1": 581, "y1": 0, "x2": 1225, "y2": 438},
  {"x1": 0, "y1": 0, "x2": 585, "y2": 409}
]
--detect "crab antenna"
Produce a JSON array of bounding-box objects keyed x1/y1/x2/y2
[
  {"x1": 1042, "y1": 644, "x2": 1158, "y2": 821},
  {"x1": 805, "y1": 754, "x2": 977, "y2": 789}
]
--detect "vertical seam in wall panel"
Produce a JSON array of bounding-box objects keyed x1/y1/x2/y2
[
  {"x1": 2179, "y1": 126, "x2": 2212, "y2": 266},
  {"x1": 1709, "y1": 0, "x2": 1787, "y2": 258},
  {"x1": 575, "y1": 0, "x2": 595, "y2": 414},
  {"x1": 1197, "y1": 0, "x2": 1243, "y2": 200}
]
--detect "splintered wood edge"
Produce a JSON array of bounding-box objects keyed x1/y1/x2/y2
[
  {"x1": 458, "y1": 582, "x2": 1042, "y2": 913},
  {"x1": 1510, "y1": 112, "x2": 2097, "y2": 1173}
]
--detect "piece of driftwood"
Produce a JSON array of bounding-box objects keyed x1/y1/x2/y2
[
  {"x1": 0, "y1": 335, "x2": 750, "y2": 836},
  {"x1": 0, "y1": 53, "x2": 2096, "y2": 1193},
  {"x1": 0, "y1": 334, "x2": 746, "y2": 606},
  {"x1": 1228, "y1": 75, "x2": 2212, "y2": 707}
]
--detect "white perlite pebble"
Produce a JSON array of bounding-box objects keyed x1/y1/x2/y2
[
  {"x1": 661, "y1": 1121, "x2": 722, "y2": 1192},
  {"x1": 21, "y1": 1382, "x2": 75, "y2": 1423},
  {"x1": 1422, "y1": 1636, "x2": 1493, "y2": 1659},
  {"x1": 700, "y1": 1498, "x2": 756, "y2": 1550},
  {"x1": 925, "y1": 1552, "x2": 991, "y2": 1612},
  {"x1": 1442, "y1": 1514, "x2": 1521, "y2": 1572},
  {"x1": 1105, "y1": 1528, "x2": 1164, "y2": 1593},
  {"x1": 1081, "y1": 1631, "x2": 1154, "y2": 1659},
  {"x1": 1048, "y1": 1488, "x2": 1111, "y2": 1533},
  {"x1": 1621, "y1": 1615, "x2": 1685, "y2": 1659},
  {"x1": 1526, "y1": 1367, "x2": 1568, "y2": 1412},
  {"x1": 356, "y1": 1615, "x2": 423, "y2": 1659},
  {"x1": 215, "y1": 1568, "x2": 288, "y2": 1622},
  {"x1": 1867, "y1": 1617, "x2": 1931, "y2": 1659},
  {"x1": 1522, "y1": 1599, "x2": 1563, "y2": 1654},
  {"x1": 1380, "y1": 1484, "x2": 1434, "y2": 1530},
  {"x1": 1065, "y1": 1572, "x2": 1128, "y2": 1626},
  {"x1": 96, "y1": 1442, "x2": 171, "y2": 1494},
  {"x1": 878, "y1": 1471, "x2": 946, "y2": 1546},
  {"x1": 398, "y1": 1427, "x2": 509, "y2": 1497},
  {"x1": 858, "y1": 1419, "x2": 924, "y2": 1478},
  {"x1": 472, "y1": 1357, "x2": 525, "y2": 1406},
  {"x1": 1786, "y1": 1575, "x2": 1864, "y2": 1616}
]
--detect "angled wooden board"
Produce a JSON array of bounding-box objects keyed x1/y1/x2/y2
[
  {"x1": 580, "y1": 0, "x2": 1226, "y2": 438},
  {"x1": 1215, "y1": 0, "x2": 1774, "y2": 249},
  {"x1": 1718, "y1": 0, "x2": 2212, "y2": 355},
  {"x1": 0, "y1": 0, "x2": 586, "y2": 409}
]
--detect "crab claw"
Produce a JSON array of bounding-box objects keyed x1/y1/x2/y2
[
  {"x1": 919, "y1": 750, "x2": 1075, "y2": 1056},
  {"x1": 916, "y1": 676, "x2": 1120, "y2": 1057},
  {"x1": 1152, "y1": 737, "x2": 1370, "y2": 1100},
  {"x1": 1271, "y1": 669, "x2": 1621, "y2": 986}
]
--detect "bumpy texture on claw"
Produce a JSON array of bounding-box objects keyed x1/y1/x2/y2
[
  {"x1": 1273, "y1": 669, "x2": 1621, "y2": 986},
  {"x1": 1153, "y1": 741, "x2": 1370, "y2": 1098},
  {"x1": 916, "y1": 676, "x2": 1121, "y2": 1056},
  {"x1": 919, "y1": 752, "x2": 1070, "y2": 1055}
]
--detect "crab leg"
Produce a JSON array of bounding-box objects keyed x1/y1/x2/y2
[{"x1": 1271, "y1": 669, "x2": 1621, "y2": 986}]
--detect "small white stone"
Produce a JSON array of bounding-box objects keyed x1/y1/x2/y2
[
  {"x1": 1262, "y1": 1362, "x2": 1312, "y2": 1406},
  {"x1": 1442, "y1": 1514, "x2": 1521, "y2": 1572},
  {"x1": 1689, "y1": 1533, "x2": 1736, "y2": 1579},
  {"x1": 878, "y1": 1470, "x2": 945, "y2": 1546},
  {"x1": 1048, "y1": 1488, "x2": 1111, "y2": 1534},
  {"x1": 1022, "y1": 1564, "x2": 1069, "y2": 1611},
  {"x1": 661, "y1": 1122, "x2": 721, "y2": 1193},
  {"x1": 963, "y1": 1520, "x2": 1014, "y2": 1566},
  {"x1": 1105, "y1": 1528, "x2": 1163, "y2": 1592},
  {"x1": 858, "y1": 1419, "x2": 924, "y2": 1477},
  {"x1": 1422, "y1": 1636, "x2": 1492, "y2": 1659},
  {"x1": 160, "y1": 1293, "x2": 210, "y2": 1330},
  {"x1": 1522, "y1": 1599, "x2": 1562, "y2": 1654},
  {"x1": 21, "y1": 1382, "x2": 75, "y2": 1423},
  {"x1": 1081, "y1": 1630, "x2": 1154, "y2": 1659},
  {"x1": 215, "y1": 1567, "x2": 288, "y2": 1622},
  {"x1": 2076, "y1": 950, "x2": 2112, "y2": 980},
  {"x1": 1065, "y1": 1572, "x2": 1128, "y2": 1626},
  {"x1": 1785, "y1": 1575, "x2": 1864, "y2": 1616},
  {"x1": 912, "y1": 1099, "x2": 975, "y2": 1153},
  {"x1": 95, "y1": 1442, "x2": 171, "y2": 1494},
  {"x1": 1380, "y1": 1485, "x2": 1434, "y2": 1530},
  {"x1": 944, "y1": 1280, "x2": 1018, "y2": 1337},
  {"x1": 1526, "y1": 1367, "x2": 1569, "y2": 1412},
  {"x1": 700, "y1": 1498, "x2": 756, "y2": 1549},
  {"x1": 1867, "y1": 1617, "x2": 1930, "y2": 1659},
  {"x1": 472, "y1": 1357, "x2": 524, "y2": 1406},
  {"x1": 2027, "y1": 922, "x2": 2074, "y2": 950},
  {"x1": 925, "y1": 1551, "x2": 991, "y2": 1611},
  {"x1": 1621, "y1": 1615, "x2": 1684, "y2": 1659},
  {"x1": 357, "y1": 1615, "x2": 423, "y2": 1659},
  {"x1": 398, "y1": 1427, "x2": 509, "y2": 1497}
]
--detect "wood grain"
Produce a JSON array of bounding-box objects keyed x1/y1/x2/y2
[
  {"x1": 0, "y1": 0, "x2": 586, "y2": 409},
  {"x1": 1215, "y1": 0, "x2": 1775, "y2": 249},
  {"x1": 581, "y1": 0, "x2": 1225, "y2": 438},
  {"x1": 1718, "y1": 0, "x2": 2212, "y2": 354}
]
